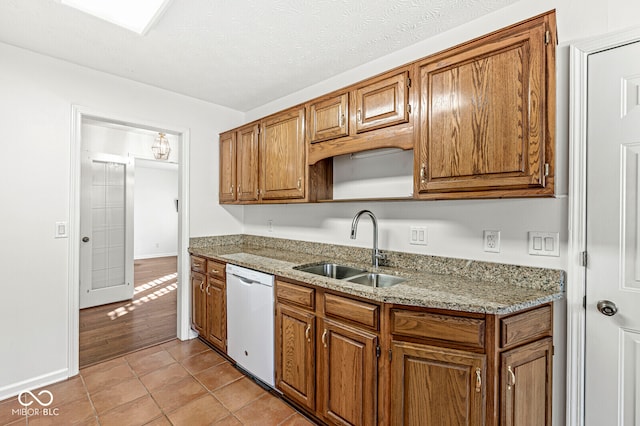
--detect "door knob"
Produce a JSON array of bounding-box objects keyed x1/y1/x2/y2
[
  {"x1": 82, "y1": 236, "x2": 90, "y2": 243},
  {"x1": 597, "y1": 300, "x2": 618, "y2": 316}
]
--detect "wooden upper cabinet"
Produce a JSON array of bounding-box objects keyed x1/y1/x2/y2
[
  {"x1": 260, "y1": 107, "x2": 306, "y2": 200},
  {"x1": 355, "y1": 69, "x2": 410, "y2": 133},
  {"x1": 309, "y1": 92, "x2": 349, "y2": 143},
  {"x1": 417, "y1": 12, "x2": 555, "y2": 196},
  {"x1": 219, "y1": 131, "x2": 236, "y2": 203},
  {"x1": 236, "y1": 123, "x2": 260, "y2": 202}
]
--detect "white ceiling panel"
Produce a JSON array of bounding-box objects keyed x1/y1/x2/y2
[{"x1": 0, "y1": 0, "x2": 519, "y2": 111}]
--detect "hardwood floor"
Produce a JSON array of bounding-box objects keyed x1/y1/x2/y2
[{"x1": 79, "y1": 256, "x2": 178, "y2": 368}]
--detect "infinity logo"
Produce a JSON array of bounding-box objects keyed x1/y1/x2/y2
[{"x1": 18, "y1": 390, "x2": 54, "y2": 407}]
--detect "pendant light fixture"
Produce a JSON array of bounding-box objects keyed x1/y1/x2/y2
[{"x1": 152, "y1": 132, "x2": 171, "y2": 160}]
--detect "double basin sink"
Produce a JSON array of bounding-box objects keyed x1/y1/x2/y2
[{"x1": 294, "y1": 262, "x2": 405, "y2": 288}]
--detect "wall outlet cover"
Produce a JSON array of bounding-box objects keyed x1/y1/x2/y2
[{"x1": 483, "y1": 230, "x2": 500, "y2": 253}]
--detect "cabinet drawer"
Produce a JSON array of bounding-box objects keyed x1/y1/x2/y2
[
  {"x1": 324, "y1": 293, "x2": 379, "y2": 330},
  {"x1": 207, "y1": 260, "x2": 226, "y2": 280},
  {"x1": 191, "y1": 256, "x2": 206, "y2": 273},
  {"x1": 500, "y1": 304, "x2": 552, "y2": 349},
  {"x1": 391, "y1": 309, "x2": 485, "y2": 349},
  {"x1": 276, "y1": 280, "x2": 315, "y2": 309}
]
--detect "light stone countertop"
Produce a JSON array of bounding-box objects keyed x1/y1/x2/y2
[{"x1": 189, "y1": 236, "x2": 564, "y2": 315}]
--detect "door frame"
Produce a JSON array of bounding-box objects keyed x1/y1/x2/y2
[
  {"x1": 68, "y1": 105, "x2": 196, "y2": 377},
  {"x1": 568, "y1": 25, "x2": 640, "y2": 426}
]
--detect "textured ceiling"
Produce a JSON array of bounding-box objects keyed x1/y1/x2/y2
[{"x1": 0, "y1": 0, "x2": 519, "y2": 111}]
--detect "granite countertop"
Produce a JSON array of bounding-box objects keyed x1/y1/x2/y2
[{"x1": 189, "y1": 237, "x2": 564, "y2": 315}]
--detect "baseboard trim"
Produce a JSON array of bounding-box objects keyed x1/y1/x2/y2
[{"x1": 0, "y1": 368, "x2": 69, "y2": 401}]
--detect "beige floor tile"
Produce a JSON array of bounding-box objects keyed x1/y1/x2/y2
[
  {"x1": 81, "y1": 357, "x2": 135, "y2": 393},
  {"x1": 27, "y1": 395, "x2": 94, "y2": 426},
  {"x1": 90, "y1": 377, "x2": 148, "y2": 414},
  {"x1": 212, "y1": 415, "x2": 243, "y2": 425},
  {"x1": 234, "y1": 393, "x2": 295, "y2": 426},
  {"x1": 165, "y1": 338, "x2": 209, "y2": 361},
  {"x1": 166, "y1": 394, "x2": 230, "y2": 426},
  {"x1": 195, "y1": 362, "x2": 244, "y2": 392},
  {"x1": 32, "y1": 376, "x2": 87, "y2": 408},
  {"x1": 99, "y1": 395, "x2": 161, "y2": 426},
  {"x1": 127, "y1": 349, "x2": 176, "y2": 376},
  {"x1": 150, "y1": 376, "x2": 207, "y2": 413},
  {"x1": 180, "y1": 350, "x2": 226, "y2": 374},
  {"x1": 279, "y1": 413, "x2": 317, "y2": 425},
  {"x1": 212, "y1": 377, "x2": 266, "y2": 412},
  {"x1": 139, "y1": 362, "x2": 190, "y2": 391},
  {"x1": 143, "y1": 414, "x2": 172, "y2": 425}
]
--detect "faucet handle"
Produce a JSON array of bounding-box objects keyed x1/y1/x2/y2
[{"x1": 375, "y1": 251, "x2": 389, "y2": 266}]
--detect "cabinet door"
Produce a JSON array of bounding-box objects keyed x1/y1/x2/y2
[
  {"x1": 309, "y1": 92, "x2": 349, "y2": 143},
  {"x1": 219, "y1": 131, "x2": 237, "y2": 203},
  {"x1": 417, "y1": 20, "x2": 549, "y2": 194},
  {"x1": 354, "y1": 69, "x2": 410, "y2": 133},
  {"x1": 500, "y1": 338, "x2": 552, "y2": 426},
  {"x1": 236, "y1": 123, "x2": 260, "y2": 202},
  {"x1": 205, "y1": 278, "x2": 226, "y2": 351},
  {"x1": 260, "y1": 107, "x2": 306, "y2": 200},
  {"x1": 390, "y1": 341, "x2": 486, "y2": 426},
  {"x1": 190, "y1": 271, "x2": 206, "y2": 335},
  {"x1": 319, "y1": 318, "x2": 377, "y2": 426},
  {"x1": 275, "y1": 303, "x2": 316, "y2": 411}
]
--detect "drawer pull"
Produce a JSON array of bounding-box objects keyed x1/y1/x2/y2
[
  {"x1": 475, "y1": 368, "x2": 482, "y2": 393},
  {"x1": 322, "y1": 329, "x2": 327, "y2": 348},
  {"x1": 209, "y1": 269, "x2": 220, "y2": 275},
  {"x1": 507, "y1": 366, "x2": 516, "y2": 390},
  {"x1": 305, "y1": 324, "x2": 311, "y2": 342}
]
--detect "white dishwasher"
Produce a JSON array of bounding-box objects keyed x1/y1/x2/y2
[{"x1": 225, "y1": 264, "x2": 275, "y2": 387}]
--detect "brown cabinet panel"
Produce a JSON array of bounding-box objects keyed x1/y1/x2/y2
[
  {"x1": 500, "y1": 338, "x2": 552, "y2": 426},
  {"x1": 355, "y1": 70, "x2": 410, "y2": 133},
  {"x1": 276, "y1": 303, "x2": 316, "y2": 411},
  {"x1": 309, "y1": 93, "x2": 349, "y2": 143},
  {"x1": 390, "y1": 341, "x2": 486, "y2": 426},
  {"x1": 276, "y1": 280, "x2": 315, "y2": 309},
  {"x1": 260, "y1": 107, "x2": 306, "y2": 200},
  {"x1": 319, "y1": 318, "x2": 377, "y2": 426},
  {"x1": 391, "y1": 309, "x2": 485, "y2": 349},
  {"x1": 417, "y1": 15, "x2": 552, "y2": 194},
  {"x1": 324, "y1": 293, "x2": 379, "y2": 331},
  {"x1": 206, "y1": 260, "x2": 226, "y2": 281},
  {"x1": 190, "y1": 271, "x2": 206, "y2": 335},
  {"x1": 191, "y1": 256, "x2": 206, "y2": 274},
  {"x1": 205, "y1": 278, "x2": 226, "y2": 351},
  {"x1": 236, "y1": 123, "x2": 260, "y2": 202},
  {"x1": 219, "y1": 131, "x2": 237, "y2": 203},
  {"x1": 500, "y1": 305, "x2": 552, "y2": 349}
]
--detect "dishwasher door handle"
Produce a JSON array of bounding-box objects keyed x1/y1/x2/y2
[{"x1": 231, "y1": 275, "x2": 256, "y2": 286}]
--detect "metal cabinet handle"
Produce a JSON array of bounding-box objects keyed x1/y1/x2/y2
[
  {"x1": 297, "y1": 178, "x2": 302, "y2": 191},
  {"x1": 597, "y1": 300, "x2": 618, "y2": 316},
  {"x1": 322, "y1": 329, "x2": 327, "y2": 348},
  {"x1": 305, "y1": 324, "x2": 311, "y2": 342},
  {"x1": 475, "y1": 368, "x2": 482, "y2": 393},
  {"x1": 205, "y1": 284, "x2": 211, "y2": 296},
  {"x1": 357, "y1": 109, "x2": 362, "y2": 122},
  {"x1": 209, "y1": 269, "x2": 220, "y2": 275},
  {"x1": 237, "y1": 185, "x2": 241, "y2": 195},
  {"x1": 507, "y1": 366, "x2": 516, "y2": 390},
  {"x1": 420, "y1": 164, "x2": 427, "y2": 183},
  {"x1": 199, "y1": 281, "x2": 205, "y2": 292},
  {"x1": 340, "y1": 114, "x2": 345, "y2": 126},
  {"x1": 230, "y1": 185, "x2": 234, "y2": 194}
]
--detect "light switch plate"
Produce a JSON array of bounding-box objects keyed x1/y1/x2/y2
[
  {"x1": 409, "y1": 226, "x2": 427, "y2": 246},
  {"x1": 55, "y1": 221, "x2": 68, "y2": 238},
  {"x1": 528, "y1": 231, "x2": 559, "y2": 256}
]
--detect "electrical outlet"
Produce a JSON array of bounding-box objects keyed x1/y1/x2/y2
[
  {"x1": 483, "y1": 230, "x2": 500, "y2": 253},
  {"x1": 409, "y1": 226, "x2": 427, "y2": 246},
  {"x1": 267, "y1": 219, "x2": 273, "y2": 232}
]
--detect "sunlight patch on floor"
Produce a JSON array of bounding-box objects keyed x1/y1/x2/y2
[{"x1": 107, "y1": 280, "x2": 177, "y2": 320}]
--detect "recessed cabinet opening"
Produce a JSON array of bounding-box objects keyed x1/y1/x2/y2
[{"x1": 330, "y1": 148, "x2": 413, "y2": 201}]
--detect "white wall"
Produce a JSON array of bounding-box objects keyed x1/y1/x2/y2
[
  {"x1": 134, "y1": 162, "x2": 179, "y2": 259},
  {"x1": 0, "y1": 41, "x2": 243, "y2": 397},
  {"x1": 240, "y1": 1, "x2": 640, "y2": 424}
]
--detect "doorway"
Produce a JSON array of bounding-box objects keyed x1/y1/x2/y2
[
  {"x1": 568, "y1": 27, "x2": 640, "y2": 425},
  {"x1": 68, "y1": 106, "x2": 193, "y2": 376}
]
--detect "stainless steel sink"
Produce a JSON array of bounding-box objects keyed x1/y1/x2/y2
[
  {"x1": 346, "y1": 273, "x2": 406, "y2": 288},
  {"x1": 295, "y1": 263, "x2": 367, "y2": 279}
]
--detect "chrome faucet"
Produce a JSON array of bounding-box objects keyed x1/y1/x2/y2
[{"x1": 350, "y1": 210, "x2": 387, "y2": 268}]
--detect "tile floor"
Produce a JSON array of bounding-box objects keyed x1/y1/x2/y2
[{"x1": 0, "y1": 339, "x2": 315, "y2": 426}]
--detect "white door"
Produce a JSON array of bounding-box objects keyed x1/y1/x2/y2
[
  {"x1": 80, "y1": 152, "x2": 134, "y2": 309},
  {"x1": 586, "y1": 40, "x2": 640, "y2": 425}
]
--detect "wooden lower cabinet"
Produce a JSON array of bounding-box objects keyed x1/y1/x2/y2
[
  {"x1": 190, "y1": 271, "x2": 206, "y2": 335},
  {"x1": 190, "y1": 256, "x2": 227, "y2": 352},
  {"x1": 275, "y1": 303, "x2": 316, "y2": 411},
  {"x1": 319, "y1": 318, "x2": 378, "y2": 426},
  {"x1": 390, "y1": 341, "x2": 486, "y2": 426},
  {"x1": 500, "y1": 338, "x2": 553, "y2": 426}
]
